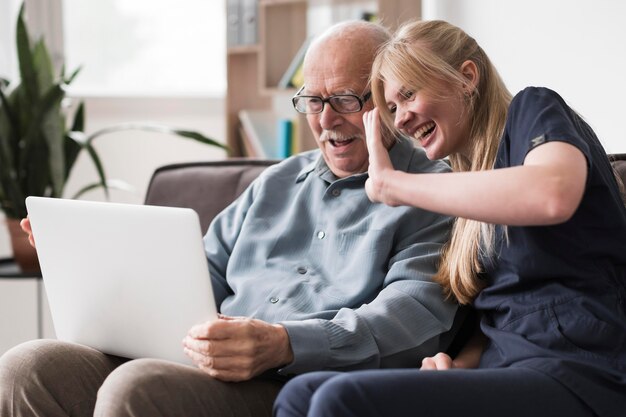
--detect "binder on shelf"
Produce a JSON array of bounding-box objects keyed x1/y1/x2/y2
[
  {"x1": 226, "y1": 0, "x2": 241, "y2": 47},
  {"x1": 277, "y1": 37, "x2": 312, "y2": 89},
  {"x1": 240, "y1": 0, "x2": 258, "y2": 45}
]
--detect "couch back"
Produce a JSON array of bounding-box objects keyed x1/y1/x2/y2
[
  {"x1": 144, "y1": 159, "x2": 278, "y2": 233},
  {"x1": 610, "y1": 154, "x2": 626, "y2": 191}
]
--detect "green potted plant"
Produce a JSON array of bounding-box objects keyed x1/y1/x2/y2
[{"x1": 0, "y1": 5, "x2": 226, "y2": 272}]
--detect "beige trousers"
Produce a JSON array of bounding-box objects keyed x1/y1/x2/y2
[{"x1": 0, "y1": 339, "x2": 284, "y2": 417}]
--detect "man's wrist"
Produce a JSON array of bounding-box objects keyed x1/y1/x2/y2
[{"x1": 272, "y1": 324, "x2": 294, "y2": 367}]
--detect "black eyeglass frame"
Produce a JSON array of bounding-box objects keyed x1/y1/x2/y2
[{"x1": 291, "y1": 85, "x2": 372, "y2": 114}]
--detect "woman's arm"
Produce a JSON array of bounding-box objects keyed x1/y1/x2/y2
[{"x1": 364, "y1": 109, "x2": 588, "y2": 226}]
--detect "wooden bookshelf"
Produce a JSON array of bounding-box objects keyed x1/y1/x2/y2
[{"x1": 225, "y1": 0, "x2": 422, "y2": 158}]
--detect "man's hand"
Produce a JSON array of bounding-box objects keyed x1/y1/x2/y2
[
  {"x1": 182, "y1": 315, "x2": 294, "y2": 382},
  {"x1": 20, "y1": 217, "x2": 36, "y2": 248},
  {"x1": 363, "y1": 108, "x2": 397, "y2": 205}
]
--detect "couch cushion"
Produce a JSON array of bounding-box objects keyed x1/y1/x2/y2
[{"x1": 144, "y1": 160, "x2": 278, "y2": 233}]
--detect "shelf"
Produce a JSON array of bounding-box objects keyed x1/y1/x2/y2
[
  {"x1": 378, "y1": 0, "x2": 422, "y2": 29},
  {"x1": 225, "y1": 0, "x2": 422, "y2": 157},
  {"x1": 0, "y1": 258, "x2": 41, "y2": 279},
  {"x1": 227, "y1": 44, "x2": 261, "y2": 55},
  {"x1": 259, "y1": 0, "x2": 308, "y2": 91},
  {"x1": 226, "y1": 50, "x2": 271, "y2": 157}
]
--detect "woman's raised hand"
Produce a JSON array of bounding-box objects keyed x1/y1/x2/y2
[{"x1": 363, "y1": 108, "x2": 396, "y2": 205}]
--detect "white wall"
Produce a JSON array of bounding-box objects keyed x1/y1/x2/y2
[{"x1": 423, "y1": 0, "x2": 626, "y2": 154}]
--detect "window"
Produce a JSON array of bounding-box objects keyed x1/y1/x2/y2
[
  {"x1": 62, "y1": 0, "x2": 226, "y2": 97},
  {"x1": 0, "y1": 0, "x2": 23, "y2": 81}
]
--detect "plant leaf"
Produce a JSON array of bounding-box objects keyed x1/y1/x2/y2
[
  {"x1": 84, "y1": 143, "x2": 108, "y2": 198},
  {"x1": 64, "y1": 101, "x2": 85, "y2": 179},
  {"x1": 42, "y1": 104, "x2": 66, "y2": 197},
  {"x1": 171, "y1": 129, "x2": 229, "y2": 151},
  {"x1": 70, "y1": 100, "x2": 85, "y2": 132},
  {"x1": 66, "y1": 134, "x2": 110, "y2": 199},
  {"x1": 0, "y1": 88, "x2": 18, "y2": 172},
  {"x1": 16, "y1": 4, "x2": 39, "y2": 104},
  {"x1": 64, "y1": 66, "x2": 82, "y2": 85},
  {"x1": 71, "y1": 178, "x2": 134, "y2": 200},
  {"x1": 83, "y1": 123, "x2": 228, "y2": 152},
  {"x1": 0, "y1": 84, "x2": 18, "y2": 130},
  {"x1": 32, "y1": 38, "x2": 54, "y2": 93},
  {"x1": 19, "y1": 84, "x2": 65, "y2": 198},
  {"x1": 0, "y1": 101, "x2": 25, "y2": 218}
]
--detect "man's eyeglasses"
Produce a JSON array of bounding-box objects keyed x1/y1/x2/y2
[{"x1": 292, "y1": 85, "x2": 371, "y2": 114}]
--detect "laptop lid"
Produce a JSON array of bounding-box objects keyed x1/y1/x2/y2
[{"x1": 25, "y1": 196, "x2": 217, "y2": 364}]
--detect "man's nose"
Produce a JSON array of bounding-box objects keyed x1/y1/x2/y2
[{"x1": 319, "y1": 104, "x2": 342, "y2": 130}]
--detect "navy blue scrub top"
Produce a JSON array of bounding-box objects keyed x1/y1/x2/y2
[{"x1": 474, "y1": 87, "x2": 626, "y2": 417}]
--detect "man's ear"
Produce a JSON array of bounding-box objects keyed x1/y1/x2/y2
[{"x1": 460, "y1": 60, "x2": 479, "y2": 93}]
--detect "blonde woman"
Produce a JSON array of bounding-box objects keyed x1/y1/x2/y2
[{"x1": 274, "y1": 20, "x2": 626, "y2": 417}]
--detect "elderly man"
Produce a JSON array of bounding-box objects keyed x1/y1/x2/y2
[{"x1": 0, "y1": 21, "x2": 456, "y2": 417}]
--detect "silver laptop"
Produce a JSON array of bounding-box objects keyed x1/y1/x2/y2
[{"x1": 25, "y1": 196, "x2": 218, "y2": 365}]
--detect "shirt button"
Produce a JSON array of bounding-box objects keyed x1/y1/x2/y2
[
  {"x1": 297, "y1": 266, "x2": 307, "y2": 274},
  {"x1": 332, "y1": 189, "x2": 341, "y2": 197},
  {"x1": 317, "y1": 231, "x2": 326, "y2": 239},
  {"x1": 270, "y1": 297, "x2": 279, "y2": 304}
]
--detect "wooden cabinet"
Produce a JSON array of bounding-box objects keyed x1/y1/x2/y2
[{"x1": 225, "y1": 0, "x2": 421, "y2": 158}]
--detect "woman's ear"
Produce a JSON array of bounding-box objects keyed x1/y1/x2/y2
[{"x1": 460, "y1": 60, "x2": 479, "y2": 93}]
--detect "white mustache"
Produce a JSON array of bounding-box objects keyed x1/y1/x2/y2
[{"x1": 320, "y1": 131, "x2": 364, "y2": 143}]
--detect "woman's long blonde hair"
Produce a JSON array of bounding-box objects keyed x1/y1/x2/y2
[{"x1": 371, "y1": 20, "x2": 512, "y2": 305}]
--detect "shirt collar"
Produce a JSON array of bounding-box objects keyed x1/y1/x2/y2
[{"x1": 387, "y1": 135, "x2": 415, "y2": 172}]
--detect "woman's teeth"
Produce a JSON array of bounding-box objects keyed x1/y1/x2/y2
[{"x1": 415, "y1": 122, "x2": 436, "y2": 140}]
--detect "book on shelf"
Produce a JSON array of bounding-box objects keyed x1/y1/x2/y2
[
  {"x1": 290, "y1": 117, "x2": 300, "y2": 155},
  {"x1": 277, "y1": 37, "x2": 312, "y2": 90},
  {"x1": 238, "y1": 110, "x2": 300, "y2": 159},
  {"x1": 238, "y1": 110, "x2": 278, "y2": 158},
  {"x1": 277, "y1": 118, "x2": 293, "y2": 159}
]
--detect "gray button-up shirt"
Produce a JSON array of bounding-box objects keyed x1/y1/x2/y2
[{"x1": 204, "y1": 136, "x2": 456, "y2": 374}]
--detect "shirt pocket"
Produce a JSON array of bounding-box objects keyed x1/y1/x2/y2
[
  {"x1": 338, "y1": 228, "x2": 391, "y2": 255},
  {"x1": 549, "y1": 296, "x2": 626, "y2": 366}
]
